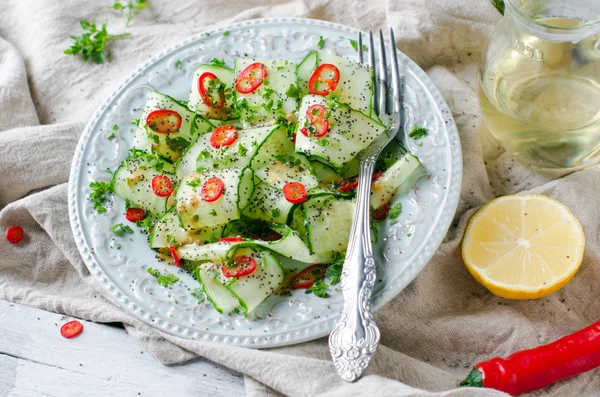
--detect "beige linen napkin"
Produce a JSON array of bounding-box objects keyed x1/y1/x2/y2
[{"x1": 1, "y1": 0, "x2": 598, "y2": 396}]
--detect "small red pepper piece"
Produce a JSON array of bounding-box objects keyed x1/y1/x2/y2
[
  {"x1": 460, "y1": 320, "x2": 600, "y2": 395},
  {"x1": 283, "y1": 182, "x2": 307, "y2": 204},
  {"x1": 6, "y1": 226, "x2": 24, "y2": 244},
  {"x1": 308, "y1": 64, "x2": 340, "y2": 96},
  {"x1": 151, "y1": 175, "x2": 173, "y2": 197},
  {"x1": 169, "y1": 245, "x2": 181, "y2": 267},
  {"x1": 201, "y1": 177, "x2": 225, "y2": 202},
  {"x1": 372, "y1": 203, "x2": 390, "y2": 220},
  {"x1": 292, "y1": 264, "x2": 326, "y2": 289},
  {"x1": 219, "y1": 236, "x2": 243, "y2": 243},
  {"x1": 146, "y1": 110, "x2": 182, "y2": 134},
  {"x1": 198, "y1": 72, "x2": 225, "y2": 109},
  {"x1": 210, "y1": 125, "x2": 238, "y2": 149},
  {"x1": 235, "y1": 63, "x2": 268, "y2": 94},
  {"x1": 60, "y1": 320, "x2": 84, "y2": 339},
  {"x1": 301, "y1": 104, "x2": 329, "y2": 138},
  {"x1": 221, "y1": 255, "x2": 257, "y2": 278},
  {"x1": 125, "y1": 207, "x2": 146, "y2": 222}
]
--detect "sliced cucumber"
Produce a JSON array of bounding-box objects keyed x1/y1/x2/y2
[
  {"x1": 233, "y1": 59, "x2": 297, "y2": 127},
  {"x1": 112, "y1": 155, "x2": 174, "y2": 216},
  {"x1": 302, "y1": 195, "x2": 355, "y2": 255},
  {"x1": 311, "y1": 160, "x2": 343, "y2": 186},
  {"x1": 242, "y1": 182, "x2": 296, "y2": 224},
  {"x1": 296, "y1": 51, "x2": 318, "y2": 98},
  {"x1": 176, "y1": 167, "x2": 254, "y2": 229},
  {"x1": 296, "y1": 51, "x2": 373, "y2": 115},
  {"x1": 370, "y1": 153, "x2": 421, "y2": 210},
  {"x1": 133, "y1": 91, "x2": 214, "y2": 163},
  {"x1": 197, "y1": 264, "x2": 242, "y2": 315},
  {"x1": 175, "y1": 124, "x2": 282, "y2": 179},
  {"x1": 149, "y1": 207, "x2": 224, "y2": 248},
  {"x1": 178, "y1": 224, "x2": 332, "y2": 265},
  {"x1": 295, "y1": 95, "x2": 386, "y2": 170},
  {"x1": 224, "y1": 248, "x2": 284, "y2": 314},
  {"x1": 188, "y1": 64, "x2": 236, "y2": 120}
]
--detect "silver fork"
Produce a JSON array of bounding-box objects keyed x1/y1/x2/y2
[{"x1": 328, "y1": 28, "x2": 403, "y2": 382}]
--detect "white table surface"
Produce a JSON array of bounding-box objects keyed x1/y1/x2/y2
[{"x1": 0, "y1": 299, "x2": 246, "y2": 396}]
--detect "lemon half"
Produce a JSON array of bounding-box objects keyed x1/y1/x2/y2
[{"x1": 462, "y1": 194, "x2": 584, "y2": 299}]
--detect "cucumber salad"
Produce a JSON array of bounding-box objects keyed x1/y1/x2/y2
[{"x1": 101, "y1": 49, "x2": 422, "y2": 317}]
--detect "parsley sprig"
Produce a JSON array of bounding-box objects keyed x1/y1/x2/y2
[
  {"x1": 147, "y1": 267, "x2": 180, "y2": 287},
  {"x1": 64, "y1": 20, "x2": 131, "y2": 64},
  {"x1": 111, "y1": 0, "x2": 148, "y2": 27},
  {"x1": 89, "y1": 181, "x2": 113, "y2": 213}
]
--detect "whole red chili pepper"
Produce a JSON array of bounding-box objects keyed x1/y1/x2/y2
[{"x1": 460, "y1": 320, "x2": 600, "y2": 395}]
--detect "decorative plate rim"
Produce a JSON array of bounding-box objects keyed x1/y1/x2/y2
[{"x1": 68, "y1": 17, "x2": 462, "y2": 348}]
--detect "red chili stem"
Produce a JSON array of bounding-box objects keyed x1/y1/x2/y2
[{"x1": 461, "y1": 320, "x2": 600, "y2": 395}]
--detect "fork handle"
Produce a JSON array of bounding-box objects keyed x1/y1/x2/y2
[{"x1": 328, "y1": 160, "x2": 381, "y2": 382}]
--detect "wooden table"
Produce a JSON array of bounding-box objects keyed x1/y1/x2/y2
[{"x1": 0, "y1": 300, "x2": 246, "y2": 396}]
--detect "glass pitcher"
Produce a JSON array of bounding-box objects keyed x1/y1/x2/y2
[{"x1": 478, "y1": 0, "x2": 600, "y2": 169}]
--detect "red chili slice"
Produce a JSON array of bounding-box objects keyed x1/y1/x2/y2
[
  {"x1": 125, "y1": 207, "x2": 146, "y2": 222},
  {"x1": 283, "y1": 182, "x2": 307, "y2": 204},
  {"x1": 210, "y1": 125, "x2": 238, "y2": 149},
  {"x1": 198, "y1": 72, "x2": 225, "y2": 109},
  {"x1": 152, "y1": 175, "x2": 173, "y2": 197},
  {"x1": 169, "y1": 245, "x2": 181, "y2": 267},
  {"x1": 221, "y1": 255, "x2": 257, "y2": 278},
  {"x1": 372, "y1": 203, "x2": 390, "y2": 220},
  {"x1": 292, "y1": 264, "x2": 326, "y2": 289},
  {"x1": 146, "y1": 109, "x2": 182, "y2": 134},
  {"x1": 60, "y1": 320, "x2": 83, "y2": 339},
  {"x1": 201, "y1": 177, "x2": 224, "y2": 202},
  {"x1": 308, "y1": 64, "x2": 340, "y2": 96},
  {"x1": 219, "y1": 236, "x2": 243, "y2": 243},
  {"x1": 6, "y1": 226, "x2": 24, "y2": 244},
  {"x1": 301, "y1": 104, "x2": 329, "y2": 138},
  {"x1": 235, "y1": 63, "x2": 268, "y2": 94},
  {"x1": 338, "y1": 172, "x2": 384, "y2": 193}
]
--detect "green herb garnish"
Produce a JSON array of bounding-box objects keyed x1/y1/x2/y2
[
  {"x1": 210, "y1": 58, "x2": 226, "y2": 67},
  {"x1": 187, "y1": 177, "x2": 201, "y2": 188},
  {"x1": 325, "y1": 253, "x2": 344, "y2": 285},
  {"x1": 307, "y1": 280, "x2": 329, "y2": 298},
  {"x1": 64, "y1": 20, "x2": 131, "y2": 64},
  {"x1": 107, "y1": 132, "x2": 115, "y2": 140},
  {"x1": 388, "y1": 203, "x2": 403, "y2": 219},
  {"x1": 175, "y1": 60, "x2": 183, "y2": 69},
  {"x1": 271, "y1": 209, "x2": 281, "y2": 218},
  {"x1": 110, "y1": 223, "x2": 134, "y2": 236},
  {"x1": 490, "y1": 0, "x2": 505, "y2": 15},
  {"x1": 147, "y1": 267, "x2": 180, "y2": 287},
  {"x1": 113, "y1": 124, "x2": 119, "y2": 131},
  {"x1": 408, "y1": 125, "x2": 428, "y2": 140},
  {"x1": 349, "y1": 39, "x2": 359, "y2": 51},
  {"x1": 165, "y1": 135, "x2": 190, "y2": 151},
  {"x1": 190, "y1": 288, "x2": 205, "y2": 303},
  {"x1": 317, "y1": 36, "x2": 324, "y2": 49},
  {"x1": 89, "y1": 181, "x2": 113, "y2": 213},
  {"x1": 110, "y1": 0, "x2": 148, "y2": 27},
  {"x1": 209, "y1": 209, "x2": 217, "y2": 216},
  {"x1": 222, "y1": 31, "x2": 229, "y2": 36},
  {"x1": 285, "y1": 84, "x2": 300, "y2": 98},
  {"x1": 237, "y1": 144, "x2": 248, "y2": 157}
]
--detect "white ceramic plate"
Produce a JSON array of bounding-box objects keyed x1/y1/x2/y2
[{"x1": 68, "y1": 18, "x2": 462, "y2": 348}]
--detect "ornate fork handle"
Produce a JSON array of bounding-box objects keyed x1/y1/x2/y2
[{"x1": 328, "y1": 159, "x2": 381, "y2": 382}]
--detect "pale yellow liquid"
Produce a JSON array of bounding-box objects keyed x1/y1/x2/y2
[{"x1": 479, "y1": 17, "x2": 600, "y2": 169}]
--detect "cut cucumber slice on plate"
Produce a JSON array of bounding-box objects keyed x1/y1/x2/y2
[{"x1": 188, "y1": 64, "x2": 236, "y2": 121}]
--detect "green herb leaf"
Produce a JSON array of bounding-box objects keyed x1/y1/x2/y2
[
  {"x1": 307, "y1": 280, "x2": 329, "y2": 298},
  {"x1": 237, "y1": 144, "x2": 248, "y2": 157},
  {"x1": 64, "y1": 20, "x2": 131, "y2": 64},
  {"x1": 317, "y1": 36, "x2": 324, "y2": 49},
  {"x1": 190, "y1": 288, "x2": 205, "y2": 303},
  {"x1": 210, "y1": 58, "x2": 226, "y2": 67},
  {"x1": 89, "y1": 181, "x2": 113, "y2": 213},
  {"x1": 209, "y1": 209, "x2": 217, "y2": 216},
  {"x1": 187, "y1": 177, "x2": 201, "y2": 188},
  {"x1": 222, "y1": 31, "x2": 229, "y2": 36},
  {"x1": 129, "y1": 148, "x2": 165, "y2": 172},
  {"x1": 110, "y1": 223, "x2": 134, "y2": 237},
  {"x1": 408, "y1": 125, "x2": 428, "y2": 140},
  {"x1": 285, "y1": 84, "x2": 300, "y2": 98},
  {"x1": 107, "y1": 132, "x2": 115, "y2": 140},
  {"x1": 147, "y1": 267, "x2": 180, "y2": 287},
  {"x1": 325, "y1": 253, "x2": 344, "y2": 285},
  {"x1": 175, "y1": 60, "x2": 183, "y2": 69},
  {"x1": 271, "y1": 209, "x2": 281, "y2": 218},
  {"x1": 349, "y1": 39, "x2": 359, "y2": 51},
  {"x1": 111, "y1": 0, "x2": 147, "y2": 27},
  {"x1": 165, "y1": 135, "x2": 190, "y2": 151},
  {"x1": 388, "y1": 203, "x2": 403, "y2": 219},
  {"x1": 490, "y1": 0, "x2": 505, "y2": 15},
  {"x1": 113, "y1": 124, "x2": 119, "y2": 131},
  {"x1": 147, "y1": 267, "x2": 161, "y2": 278},
  {"x1": 316, "y1": 138, "x2": 329, "y2": 147}
]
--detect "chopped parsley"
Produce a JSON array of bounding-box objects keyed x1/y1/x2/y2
[
  {"x1": 285, "y1": 84, "x2": 300, "y2": 98},
  {"x1": 349, "y1": 39, "x2": 359, "y2": 51},
  {"x1": 165, "y1": 135, "x2": 190, "y2": 151},
  {"x1": 307, "y1": 280, "x2": 329, "y2": 298},
  {"x1": 317, "y1": 35, "x2": 324, "y2": 49},
  {"x1": 187, "y1": 177, "x2": 201, "y2": 188},
  {"x1": 89, "y1": 181, "x2": 113, "y2": 213},
  {"x1": 136, "y1": 216, "x2": 156, "y2": 234},
  {"x1": 110, "y1": 0, "x2": 148, "y2": 27},
  {"x1": 408, "y1": 125, "x2": 428, "y2": 140},
  {"x1": 388, "y1": 203, "x2": 403, "y2": 219},
  {"x1": 107, "y1": 132, "x2": 115, "y2": 140},
  {"x1": 325, "y1": 253, "x2": 344, "y2": 285},
  {"x1": 110, "y1": 223, "x2": 134, "y2": 237},
  {"x1": 64, "y1": 20, "x2": 131, "y2": 64},
  {"x1": 209, "y1": 209, "x2": 217, "y2": 216},
  {"x1": 237, "y1": 144, "x2": 248, "y2": 157},
  {"x1": 222, "y1": 31, "x2": 229, "y2": 36},
  {"x1": 190, "y1": 288, "x2": 205, "y2": 303},
  {"x1": 113, "y1": 124, "x2": 119, "y2": 131},
  {"x1": 130, "y1": 118, "x2": 140, "y2": 125},
  {"x1": 175, "y1": 60, "x2": 183, "y2": 69},
  {"x1": 147, "y1": 267, "x2": 180, "y2": 287},
  {"x1": 210, "y1": 58, "x2": 226, "y2": 67},
  {"x1": 316, "y1": 138, "x2": 329, "y2": 147},
  {"x1": 271, "y1": 209, "x2": 281, "y2": 218},
  {"x1": 129, "y1": 148, "x2": 166, "y2": 172}
]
